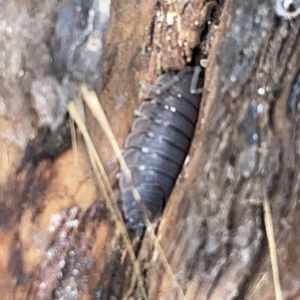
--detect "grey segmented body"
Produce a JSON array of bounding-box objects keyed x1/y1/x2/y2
[{"x1": 119, "y1": 67, "x2": 202, "y2": 233}]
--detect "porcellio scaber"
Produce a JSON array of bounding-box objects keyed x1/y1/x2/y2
[{"x1": 119, "y1": 66, "x2": 203, "y2": 233}]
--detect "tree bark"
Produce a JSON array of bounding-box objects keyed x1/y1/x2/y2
[{"x1": 1, "y1": 0, "x2": 300, "y2": 299}]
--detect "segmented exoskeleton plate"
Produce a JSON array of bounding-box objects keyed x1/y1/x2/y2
[{"x1": 119, "y1": 67, "x2": 202, "y2": 232}]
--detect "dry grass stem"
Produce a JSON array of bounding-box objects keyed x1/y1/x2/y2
[
  {"x1": 263, "y1": 196, "x2": 283, "y2": 300},
  {"x1": 67, "y1": 101, "x2": 148, "y2": 300}
]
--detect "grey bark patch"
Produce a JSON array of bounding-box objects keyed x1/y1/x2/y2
[{"x1": 52, "y1": 0, "x2": 111, "y2": 92}]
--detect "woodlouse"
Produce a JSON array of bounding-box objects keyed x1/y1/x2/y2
[{"x1": 119, "y1": 66, "x2": 203, "y2": 233}]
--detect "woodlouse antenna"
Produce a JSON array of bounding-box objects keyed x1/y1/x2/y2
[
  {"x1": 155, "y1": 66, "x2": 193, "y2": 95},
  {"x1": 190, "y1": 66, "x2": 203, "y2": 94}
]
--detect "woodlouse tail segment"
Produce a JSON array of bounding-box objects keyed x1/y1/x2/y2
[
  {"x1": 135, "y1": 224, "x2": 146, "y2": 240},
  {"x1": 123, "y1": 186, "x2": 155, "y2": 237},
  {"x1": 125, "y1": 220, "x2": 145, "y2": 239},
  {"x1": 126, "y1": 217, "x2": 147, "y2": 239}
]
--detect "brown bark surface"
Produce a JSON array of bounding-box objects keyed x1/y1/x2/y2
[{"x1": 1, "y1": 0, "x2": 300, "y2": 299}]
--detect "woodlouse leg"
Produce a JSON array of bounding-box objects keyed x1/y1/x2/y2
[
  {"x1": 155, "y1": 67, "x2": 193, "y2": 95},
  {"x1": 190, "y1": 66, "x2": 203, "y2": 94}
]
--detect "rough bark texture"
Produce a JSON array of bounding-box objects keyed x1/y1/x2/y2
[{"x1": 1, "y1": 0, "x2": 300, "y2": 299}]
